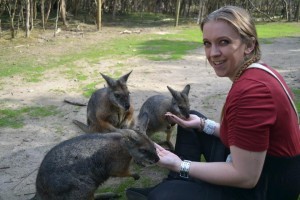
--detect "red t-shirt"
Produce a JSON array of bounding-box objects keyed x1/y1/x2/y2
[{"x1": 220, "y1": 64, "x2": 300, "y2": 157}]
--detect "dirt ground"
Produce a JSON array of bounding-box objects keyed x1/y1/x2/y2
[{"x1": 0, "y1": 27, "x2": 299, "y2": 200}]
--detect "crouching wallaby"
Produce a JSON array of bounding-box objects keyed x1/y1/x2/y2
[
  {"x1": 137, "y1": 84, "x2": 191, "y2": 150},
  {"x1": 73, "y1": 71, "x2": 135, "y2": 133},
  {"x1": 31, "y1": 114, "x2": 159, "y2": 200}
]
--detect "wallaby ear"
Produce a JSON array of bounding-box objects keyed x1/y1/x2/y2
[
  {"x1": 118, "y1": 70, "x2": 132, "y2": 84},
  {"x1": 167, "y1": 86, "x2": 180, "y2": 100},
  {"x1": 100, "y1": 73, "x2": 116, "y2": 88},
  {"x1": 182, "y1": 84, "x2": 190, "y2": 96},
  {"x1": 123, "y1": 131, "x2": 139, "y2": 148},
  {"x1": 136, "y1": 113, "x2": 149, "y2": 134}
]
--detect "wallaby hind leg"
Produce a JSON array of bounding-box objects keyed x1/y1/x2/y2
[{"x1": 157, "y1": 125, "x2": 175, "y2": 151}]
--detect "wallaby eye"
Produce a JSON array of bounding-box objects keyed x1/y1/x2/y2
[
  {"x1": 178, "y1": 106, "x2": 184, "y2": 110},
  {"x1": 139, "y1": 149, "x2": 148, "y2": 154},
  {"x1": 114, "y1": 93, "x2": 121, "y2": 98}
]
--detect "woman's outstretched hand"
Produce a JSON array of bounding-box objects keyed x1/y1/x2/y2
[
  {"x1": 155, "y1": 143, "x2": 182, "y2": 172},
  {"x1": 165, "y1": 112, "x2": 204, "y2": 130}
]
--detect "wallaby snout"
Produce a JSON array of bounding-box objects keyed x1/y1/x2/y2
[{"x1": 123, "y1": 130, "x2": 160, "y2": 167}]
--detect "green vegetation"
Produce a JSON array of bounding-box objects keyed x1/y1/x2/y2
[
  {"x1": 293, "y1": 89, "x2": 300, "y2": 114},
  {"x1": 256, "y1": 22, "x2": 300, "y2": 38},
  {"x1": 0, "y1": 106, "x2": 59, "y2": 128},
  {"x1": 95, "y1": 165, "x2": 167, "y2": 200}
]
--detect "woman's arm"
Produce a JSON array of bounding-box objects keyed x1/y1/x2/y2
[{"x1": 156, "y1": 143, "x2": 266, "y2": 189}]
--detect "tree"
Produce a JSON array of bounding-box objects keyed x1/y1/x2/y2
[
  {"x1": 25, "y1": 0, "x2": 30, "y2": 37},
  {"x1": 60, "y1": 0, "x2": 67, "y2": 26},
  {"x1": 97, "y1": 0, "x2": 102, "y2": 31},
  {"x1": 41, "y1": 0, "x2": 45, "y2": 30},
  {"x1": 175, "y1": 0, "x2": 181, "y2": 27},
  {"x1": 7, "y1": 0, "x2": 18, "y2": 38}
]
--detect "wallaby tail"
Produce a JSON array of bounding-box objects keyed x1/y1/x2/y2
[
  {"x1": 30, "y1": 195, "x2": 37, "y2": 200},
  {"x1": 72, "y1": 120, "x2": 91, "y2": 133},
  {"x1": 94, "y1": 192, "x2": 121, "y2": 200}
]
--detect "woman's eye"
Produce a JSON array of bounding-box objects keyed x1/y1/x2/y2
[
  {"x1": 203, "y1": 41, "x2": 211, "y2": 47},
  {"x1": 220, "y1": 40, "x2": 229, "y2": 46}
]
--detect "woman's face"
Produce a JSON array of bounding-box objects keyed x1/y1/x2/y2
[{"x1": 202, "y1": 20, "x2": 250, "y2": 81}]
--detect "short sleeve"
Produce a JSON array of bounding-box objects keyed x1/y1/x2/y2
[{"x1": 225, "y1": 79, "x2": 277, "y2": 152}]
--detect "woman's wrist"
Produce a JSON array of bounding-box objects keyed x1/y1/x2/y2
[
  {"x1": 199, "y1": 118, "x2": 219, "y2": 136},
  {"x1": 197, "y1": 118, "x2": 205, "y2": 131}
]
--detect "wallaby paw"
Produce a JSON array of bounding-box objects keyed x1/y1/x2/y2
[{"x1": 132, "y1": 173, "x2": 140, "y2": 180}]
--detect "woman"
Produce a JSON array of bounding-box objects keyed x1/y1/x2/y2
[{"x1": 127, "y1": 5, "x2": 300, "y2": 200}]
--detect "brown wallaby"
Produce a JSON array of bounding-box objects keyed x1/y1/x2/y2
[
  {"x1": 31, "y1": 113, "x2": 159, "y2": 200},
  {"x1": 73, "y1": 71, "x2": 135, "y2": 133},
  {"x1": 137, "y1": 84, "x2": 191, "y2": 150}
]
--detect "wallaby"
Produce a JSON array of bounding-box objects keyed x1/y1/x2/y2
[
  {"x1": 31, "y1": 113, "x2": 159, "y2": 200},
  {"x1": 73, "y1": 71, "x2": 135, "y2": 133},
  {"x1": 137, "y1": 84, "x2": 191, "y2": 150}
]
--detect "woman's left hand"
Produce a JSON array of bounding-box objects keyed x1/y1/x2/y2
[
  {"x1": 155, "y1": 143, "x2": 182, "y2": 172},
  {"x1": 165, "y1": 112, "x2": 204, "y2": 130}
]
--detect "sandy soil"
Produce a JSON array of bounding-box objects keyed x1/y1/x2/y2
[{"x1": 0, "y1": 28, "x2": 299, "y2": 200}]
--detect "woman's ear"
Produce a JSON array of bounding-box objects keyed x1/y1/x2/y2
[{"x1": 245, "y1": 37, "x2": 256, "y2": 54}]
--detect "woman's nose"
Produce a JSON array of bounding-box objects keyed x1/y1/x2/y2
[{"x1": 210, "y1": 44, "x2": 221, "y2": 57}]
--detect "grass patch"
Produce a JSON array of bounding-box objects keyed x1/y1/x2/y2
[
  {"x1": 95, "y1": 165, "x2": 167, "y2": 200},
  {"x1": 292, "y1": 88, "x2": 300, "y2": 113},
  {"x1": 256, "y1": 22, "x2": 300, "y2": 38},
  {"x1": 82, "y1": 82, "x2": 98, "y2": 98},
  {"x1": 0, "y1": 105, "x2": 59, "y2": 128}
]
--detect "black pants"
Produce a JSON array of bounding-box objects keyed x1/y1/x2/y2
[{"x1": 148, "y1": 110, "x2": 300, "y2": 200}]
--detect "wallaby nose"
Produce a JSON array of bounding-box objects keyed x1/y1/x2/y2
[
  {"x1": 184, "y1": 112, "x2": 190, "y2": 119},
  {"x1": 154, "y1": 156, "x2": 160, "y2": 163},
  {"x1": 124, "y1": 104, "x2": 130, "y2": 110}
]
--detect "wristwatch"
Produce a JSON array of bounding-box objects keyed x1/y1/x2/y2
[{"x1": 179, "y1": 160, "x2": 191, "y2": 178}]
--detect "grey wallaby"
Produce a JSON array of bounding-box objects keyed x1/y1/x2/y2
[
  {"x1": 31, "y1": 113, "x2": 159, "y2": 200},
  {"x1": 73, "y1": 71, "x2": 135, "y2": 133},
  {"x1": 137, "y1": 84, "x2": 191, "y2": 150}
]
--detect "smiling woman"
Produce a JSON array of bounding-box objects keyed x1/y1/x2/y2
[{"x1": 126, "y1": 5, "x2": 300, "y2": 200}]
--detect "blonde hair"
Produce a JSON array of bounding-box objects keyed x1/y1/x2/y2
[{"x1": 200, "y1": 6, "x2": 261, "y2": 61}]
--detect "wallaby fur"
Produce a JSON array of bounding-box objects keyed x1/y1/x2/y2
[
  {"x1": 31, "y1": 114, "x2": 159, "y2": 200},
  {"x1": 73, "y1": 71, "x2": 135, "y2": 133},
  {"x1": 137, "y1": 84, "x2": 191, "y2": 150}
]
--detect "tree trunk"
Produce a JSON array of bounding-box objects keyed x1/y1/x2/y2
[
  {"x1": 175, "y1": 0, "x2": 180, "y2": 27},
  {"x1": 295, "y1": 0, "x2": 300, "y2": 22},
  {"x1": 282, "y1": 0, "x2": 288, "y2": 20},
  {"x1": 54, "y1": 0, "x2": 60, "y2": 37},
  {"x1": 8, "y1": 0, "x2": 18, "y2": 38},
  {"x1": 60, "y1": 0, "x2": 68, "y2": 26},
  {"x1": 73, "y1": 0, "x2": 79, "y2": 17},
  {"x1": 45, "y1": 1, "x2": 52, "y2": 24},
  {"x1": 112, "y1": 0, "x2": 117, "y2": 20},
  {"x1": 41, "y1": 0, "x2": 45, "y2": 30},
  {"x1": 26, "y1": 0, "x2": 30, "y2": 37},
  {"x1": 96, "y1": 0, "x2": 102, "y2": 31},
  {"x1": 33, "y1": 0, "x2": 37, "y2": 19},
  {"x1": 197, "y1": 0, "x2": 204, "y2": 24},
  {"x1": 30, "y1": 0, "x2": 34, "y2": 30},
  {"x1": 0, "y1": 19, "x2": 2, "y2": 38}
]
